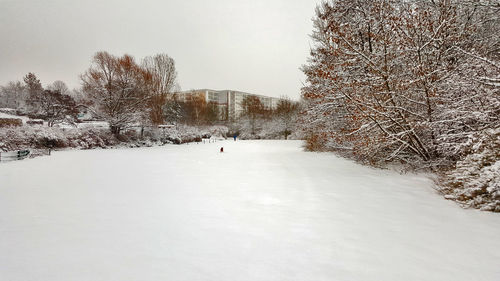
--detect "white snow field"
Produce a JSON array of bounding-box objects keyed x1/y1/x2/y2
[{"x1": 1, "y1": 140, "x2": 499, "y2": 281}]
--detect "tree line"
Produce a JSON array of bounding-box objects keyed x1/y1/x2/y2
[
  {"x1": 1, "y1": 51, "x2": 300, "y2": 138},
  {"x1": 1, "y1": 73, "x2": 78, "y2": 127},
  {"x1": 0, "y1": 52, "x2": 180, "y2": 132}
]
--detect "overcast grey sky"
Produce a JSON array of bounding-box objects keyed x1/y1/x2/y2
[{"x1": 0, "y1": 0, "x2": 321, "y2": 99}]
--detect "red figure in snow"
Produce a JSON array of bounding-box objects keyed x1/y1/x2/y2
[{"x1": 220, "y1": 147, "x2": 224, "y2": 153}]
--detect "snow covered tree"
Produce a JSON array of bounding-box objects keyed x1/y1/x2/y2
[
  {"x1": 0, "y1": 81, "x2": 26, "y2": 109},
  {"x1": 301, "y1": 0, "x2": 499, "y2": 167},
  {"x1": 81, "y1": 52, "x2": 150, "y2": 135},
  {"x1": 23, "y1": 72, "x2": 44, "y2": 114},
  {"x1": 34, "y1": 89, "x2": 78, "y2": 127},
  {"x1": 432, "y1": 1, "x2": 500, "y2": 163},
  {"x1": 23, "y1": 72, "x2": 43, "y2": 97}
]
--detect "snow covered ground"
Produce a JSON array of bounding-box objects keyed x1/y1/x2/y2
[{"x1": 1, "y1": 140, "x2": 499, "y2": 281}]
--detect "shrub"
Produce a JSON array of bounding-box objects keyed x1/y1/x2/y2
[
  {"x1": 0, "y1": 126, "x2": 118, "y2": 151},
  {"x1": 440, "y1": 129, "x2": 500, "y2": 212},
  {"x1": 0, "y1": 118, "x2": 22, "y2": 127}
]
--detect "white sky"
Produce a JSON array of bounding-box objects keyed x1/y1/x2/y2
[{"x1": 0, "y1": 0, "x2": 321, "y2": 99}]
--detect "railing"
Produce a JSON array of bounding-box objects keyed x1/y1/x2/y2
[{"x1": 0, "y1": 149, "x2": 31, "y2": 162}]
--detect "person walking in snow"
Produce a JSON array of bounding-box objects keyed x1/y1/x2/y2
[{"x1": 233, "y1": 134, "x2": 237, "y2": 141}]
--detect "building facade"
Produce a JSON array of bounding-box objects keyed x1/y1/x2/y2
[{"x1": 175, "y1": 89, "x2": 281, "y2": 121}]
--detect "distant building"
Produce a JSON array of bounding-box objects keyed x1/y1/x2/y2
[{"x1": 174, "y1": 89, "x2": 281, "y2": 121}]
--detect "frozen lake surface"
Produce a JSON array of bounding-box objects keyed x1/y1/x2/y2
[{"x1": 1, "y1": 140, "x2": 499, "y2": 281}]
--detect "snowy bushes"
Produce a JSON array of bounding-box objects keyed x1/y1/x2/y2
[
  {"x1": 440, "y1": 129, "x2": 500, "y2": 212},
  {"x1": 159, "y1": 125, "x2": 228, "y2": 144},
  {"x1": 0, "y1": 118, "x2": 22, "y2": 127},
  {"x1": 0, "y1": 124, "x2": 231, "y2": 154},
  {"x1": 154, "y1": 125, "x2": 201, "y2": 144},
  {"x1": 233, "y1": 118, "x2": 284, "y2": 140},
  {"x1": 0, "y1": 126, "x2": 117, "y2": 151},
  {"x1": 65, "y1": 129, "x2": 117, "y2": 149},
  {"x1": 233, "y1": 115, "x2": 301, "y2": 140}
]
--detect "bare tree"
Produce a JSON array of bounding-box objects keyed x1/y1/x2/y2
[
  {"x1": 275, "y1": 96, "x2": 299, "y2": 139},
  {"x1": 142, "y1": 54, "x2": 177, "y2": 96},
  {"x1": 81, "y1": 51, "x2": 150, "y2": 134},
  {"x1": 183, "y1": 91, "x2": 207, "y2": 125},
  {"x1": 240, "y1": 96, "x2": 265, "y2": 135},
  {"x1": 47, "y1": 80, "x2": 70, "y2": 96},
  {"x1": 142, "y1": 54, "x2": 178, "y2": 125}
]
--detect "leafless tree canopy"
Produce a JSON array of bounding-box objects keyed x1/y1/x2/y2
[
  {"x1": 301, "y1": 0, "x2": 500, "y2": 167},
  {"x1": 47, "y1": 80, "x2": 70, "y2": 96},
  {"x1": 142, "y1": 54, "x2": 178, "y2": 96},
  {"x1": 80, "y1": 51, "x2": 151, "y2": 134}
]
